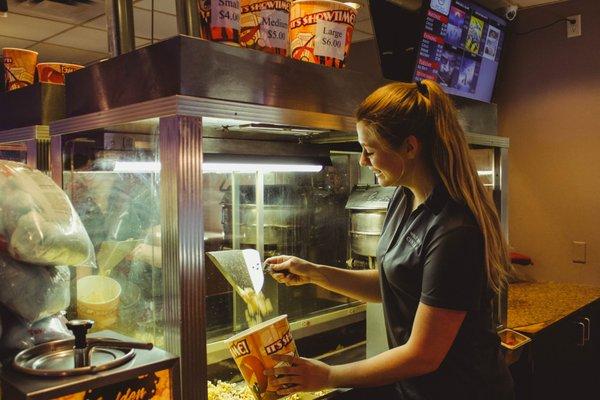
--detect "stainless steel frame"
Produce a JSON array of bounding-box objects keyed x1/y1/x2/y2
[{"x1": 0, "y1": 125, "x2": 50, "y2": 170}]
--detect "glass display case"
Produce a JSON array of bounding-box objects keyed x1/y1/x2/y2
[
  {"x1": 0, "y1": 125, "x2": 50, "y2": 170},
  {"x1": 47, "y1": 35, "x2": 506, "y2": 400}
]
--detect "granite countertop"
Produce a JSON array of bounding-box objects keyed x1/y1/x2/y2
[{"x1": 507, "y1": 282, "x2": 600, "y2": 334}]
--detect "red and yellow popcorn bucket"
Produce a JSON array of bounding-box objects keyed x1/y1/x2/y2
[
  {"x1": 36, "y1": 62, "x2": 84, "y2": 85},
  {"x1": 2, "y1": 48, "x2": 38, "y2": 91},
  {"x1": 226, "y1": 315, "x2": 298, "y2": 400},
  {"x1": 198, "y1": 0, "x2": 242, "y2": 45},
  {"x1": 289, "y1": 0, "x2": 357, "y2": 68},
  {"x1": 240, "y1": 0, "x2": 290, "y2": 56}
]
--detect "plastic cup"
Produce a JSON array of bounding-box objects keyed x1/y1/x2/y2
[
  {"x1": 76, "y1": 275, "x2": 122, "y2": 330},
  {"x1": 2, "y1": 48, "x2": 38, "y2": 91},
  {"x1": 289, "y1": 0, "x2": 357, "y2": 68},
  {"x1": 36, "y1": 62, "x2": 84, "y2": 85},
  {"x1": 225, "y1": 315, "x2": 298, "y2": 400},
  {"x1": 240, "y1": 0, "x2": 290, "y2": 56},
  {"x1": 198, "y1": 0, "x2": 242, "y2": 46}
]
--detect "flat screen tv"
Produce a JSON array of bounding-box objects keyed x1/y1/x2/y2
[{"x1": 370, "y1": 0, "x2": 507, "y2": 103}]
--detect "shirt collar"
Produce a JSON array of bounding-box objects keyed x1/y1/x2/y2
[{"x1": 423, "y1": 183, "x2": 450, "y2": 215}]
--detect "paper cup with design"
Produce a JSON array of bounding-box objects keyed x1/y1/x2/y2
[
  {"x1": 240, "y1": 0, "x2": 290, "y2": 56},
  {"x1": 226, "y1": 315, "x2": 298, "y2": 400},
  {"x1": 197, "y1": 0, "x2": 242, "y2": 46},
  {"x1": 36, "y1": 62, "x2": 84, "y2": 85},
  {"x1": 2, "y1": 48, "x2": 38, "y2": 90},
  {"x1": 76, "y1": 275, "x2": 122, "y2": 330},
  {"x1": 289, "y1": 0, "x2": 357, "y2": 68}
]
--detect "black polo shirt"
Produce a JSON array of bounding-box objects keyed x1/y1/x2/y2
[{"x1": 376, "y1": 185, "x2": 514, "y2": 400}]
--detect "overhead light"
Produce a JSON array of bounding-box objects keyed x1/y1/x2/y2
[
  {"x1": 203, "y1": 162, "x2": 323, "y2": 173},
  {"x1": 477, "y1": 170, "x2": 494, "y2": 176},
  {"x1": 112, "y1": 161, "x2": 323, "y2": 173}
]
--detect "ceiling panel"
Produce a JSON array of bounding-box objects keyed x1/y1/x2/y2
[
  {"x1": 133, "y1": 8, "x2": 178, "y2": 40},
  {"x1": 0, "y1": 35, "x2": 37, "y2": 50},
  {"x1": 355, "y1": 3, "x2": 371, "y2": 21},
  {"x1": 46, "y1": 26, "x2": 110, "y2": 53},
  {"x1": 352, "y1": 30, "x2": 373, "y2": 43},
  {"x1": 6, "y1": 0, "x2": 105, "y2": 24},
  {"x1": 83, "y1": 15, "x2": 107, "y2": 31},
  {"x1": 355, "y1": 19, "x2": 373, "y2": 35},
  {"x1": 0, "y1": 13, "x2": 72, "y2": 41},
  {"x1": 29, "y1": 42, "x2": 106, "y2": 65},
  {"x1": 135, "y1": 0, "x2": 177, "y2": 15}
]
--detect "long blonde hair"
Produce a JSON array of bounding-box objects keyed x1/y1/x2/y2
[{"x1": 356, "y1": 80, "x2": 511, "y2": 293}]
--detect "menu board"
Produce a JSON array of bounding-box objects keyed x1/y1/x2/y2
[{"x1": 413, "y1": 0, "x2": 506, "y2": 102}]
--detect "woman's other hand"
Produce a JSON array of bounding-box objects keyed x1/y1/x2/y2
[
  {"x1": 264, "y1": 354, "x2": 332, "y2": 395},
  {"x1": 264, "y1": 255, "x2": 322, "y2": 287}
]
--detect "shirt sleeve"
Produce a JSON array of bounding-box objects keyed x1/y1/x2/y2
[{"x1": 419, "y1": 226, "x2": 485, "y2": 311}]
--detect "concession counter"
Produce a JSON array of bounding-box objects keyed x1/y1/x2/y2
[{"x1": 38, "y1": 35, "x2": 507, "y2": 400}]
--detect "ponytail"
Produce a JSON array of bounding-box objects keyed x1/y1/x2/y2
[{"x1": 356, "y1": 80, "x2": 512, "y2": 293}]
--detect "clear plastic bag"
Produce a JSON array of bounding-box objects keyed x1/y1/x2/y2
[
  {"x1": 0, "y1": 253, "x2": 70, "y2": 322},
  {"x1": 0, "y1": 161, "x2": 96, "y2": 268},
  {"x1": 0, "y1": 305, "x2": 35, "y2": 358},
  {"x1": 30, "y1": 312, "x2": 73, "y2": 344}
]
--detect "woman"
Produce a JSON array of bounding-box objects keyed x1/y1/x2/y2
[{"x1": 264, "y1": 80, "x2": 514, "y2": 399}]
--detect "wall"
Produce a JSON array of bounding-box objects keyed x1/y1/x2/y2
[{"x1": 495, "y1": 0, "x2": 600, "y2": 285}]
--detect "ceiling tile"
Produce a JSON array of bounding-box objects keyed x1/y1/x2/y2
[
  {"x1": 355, "y1": 19, "x2": 373, "y2": 35},
  {"x1": 134, "y1": 8, "x2": 178, "y2": 40},
  {"x1": 134, "y1": 0, "x2": 177, "y2": 15},
  {"x1": 7, "y1": 0, "x2": 105, "y2": 25},
  {"x1": 153, "y1": 11, "x2": 179, "y2": 39},
  {"x1": 355, "y1": 3, "x2": 371, "y2": 22},
  {"x1": 0, "y1": 13, "x2": 72, "y2": 41},
  {"x1": 29, "y1": 42, "x2": 106, "y2": 65},
  {"x1": 46, "y1": 26, "x2": 109, "y2": 53},
  {"x1": 0, "y1": 35, "x2": 36, "y2": 50},
  {"x1": 351, "y1": 30, "x2": 373, "y2": 43},
  {"x1": 83, "y1": 15, "x2": 107, "y2": 31}
]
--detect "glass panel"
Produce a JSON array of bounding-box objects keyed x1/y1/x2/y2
[
  {"x1": 61, "y1": 128, "x2": 163, "y2": 347},
  {"x1": 0, "y1": 143, "x2": 27, "y2": 164},
  {"x1": 205, "y1": 145, "x2": 364, "y2": 385},
  {"x1": 470, "y1": 148, "x2": 495, "y2": 192}
]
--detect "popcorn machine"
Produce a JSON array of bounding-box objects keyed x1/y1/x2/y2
[{"x1": 2, "y1": 35, "x2": 508, "y2": 400}]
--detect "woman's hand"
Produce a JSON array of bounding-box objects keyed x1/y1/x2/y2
[
  {"x1": 264, "y1": 354, "x2": 333, "y2": 396},
  {"x1": 264, "y1": 255, "x2": 323, "y2": 287}
]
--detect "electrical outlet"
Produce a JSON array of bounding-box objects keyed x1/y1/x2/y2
[
  {"x1": 572, "y1": 241, "x2": 586, "y2": 264},
  {"x1": 567, "y1": 15, "x2": 581, "y2": 38}
]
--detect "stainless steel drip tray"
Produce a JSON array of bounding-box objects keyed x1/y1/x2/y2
[{"x1": 13, "y1": 338, "x2": 136, "y2": 377}]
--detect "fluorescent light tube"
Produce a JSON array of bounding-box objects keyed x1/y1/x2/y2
[{"x1": 112, "y1": 161, "x2": 322, "y2": 173}]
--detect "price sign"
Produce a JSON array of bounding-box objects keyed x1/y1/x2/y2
[
  {"x1": 314, "y1": 19, "x2": 346, "y2": 60},
  {"x1": 260, "y1": 9, "x2": 288, "y2": 49},
  {"x1": 211, "y1": 0, "x2": 241, "y2": 29}
]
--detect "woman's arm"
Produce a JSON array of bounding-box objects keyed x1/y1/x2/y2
[
  {"x1": 266, "y1": 256, "x2": 381, "y2": 303},
  {"x1": 266, "y1": 302, "x2": 466, "y2": 394}
]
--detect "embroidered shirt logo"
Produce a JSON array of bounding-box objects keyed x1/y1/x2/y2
[{"x1": 405, "y1": 231, "x2": 421, "y2": 249}]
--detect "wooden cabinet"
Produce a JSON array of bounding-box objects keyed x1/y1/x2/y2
[{"x1": 511, "y1": 299, "x2": 600, "y2": 399}]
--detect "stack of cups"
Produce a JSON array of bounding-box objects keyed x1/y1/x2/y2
[
  {"x1": 2, "y1": 48, "x2": 38, "y2": 91},
  {"x1": 198, "y1": 0, "x2": 358, "y2": 68},
  {"x1": 2, "y1": 47, "x2": 84, "y2": 91}
]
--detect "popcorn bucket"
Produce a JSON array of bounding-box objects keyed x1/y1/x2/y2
[
  {"x1": 225, "y1": 315, "x2": 298, "y2": 400},
  {"x1": 36, "y1": 62, "x2": 84, "y2": 85},
  {"x1": 76, "y1": 275, "x2": 122, "y2": 330},
  {"x1": 240, "y1": 0, "x2": 290, "y2": 56},
  {"x1": 289, "y1": 0, "x2": 357, "y2": 68},
  {"x1": 197, "y1": 0, "x2": 242, "y2": 46},
  {"x1": 2, "y1": 48, "x2": 38, "y2": 91}
]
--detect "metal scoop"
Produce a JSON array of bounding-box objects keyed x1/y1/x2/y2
[{"x1": 207, "y1": 249, "x2": 266, "y2": 294}]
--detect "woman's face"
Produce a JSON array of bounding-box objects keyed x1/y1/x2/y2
[{"x1": 357, "y1": 121, "x2": 407, "y2": 187}]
